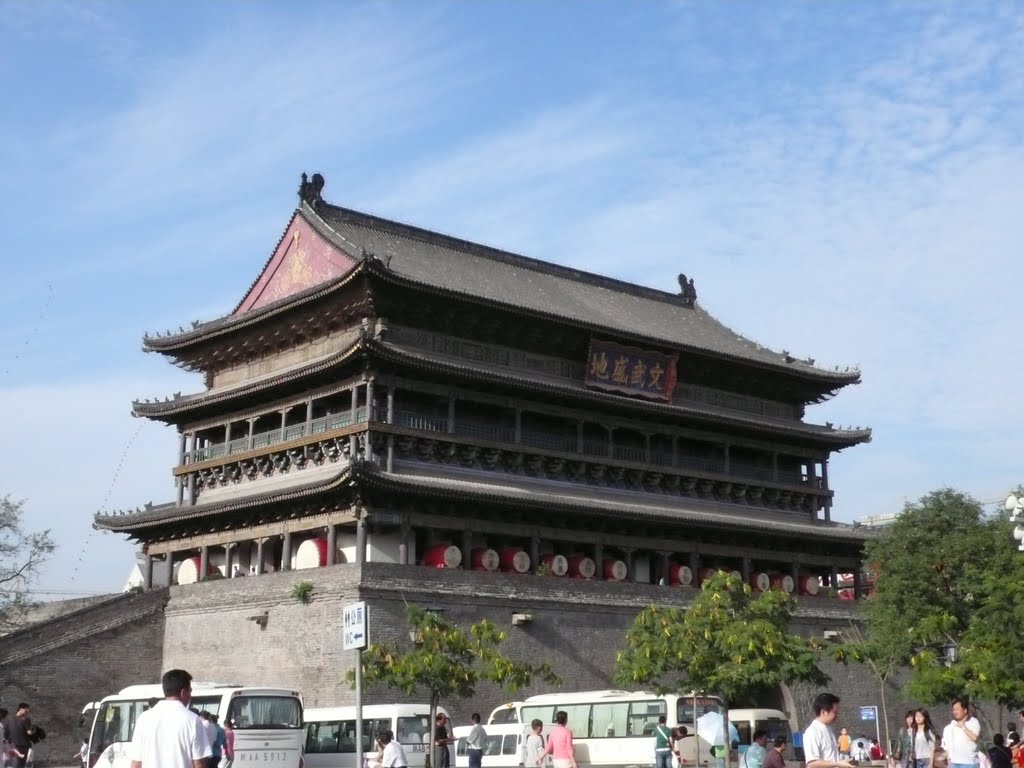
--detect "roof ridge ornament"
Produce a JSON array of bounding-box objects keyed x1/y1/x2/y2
[
  {"x1": 677, "y1": 273, "x2": 698, "y2": 307},
  {"x1": 298, "y1": 172, "x2": 326, "y2": 209}
]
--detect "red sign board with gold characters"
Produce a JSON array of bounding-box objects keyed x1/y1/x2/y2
[{"x1": 585, "y1": 340, "x2": 678, "y2": 402}]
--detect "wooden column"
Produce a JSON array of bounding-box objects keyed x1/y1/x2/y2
[
  {"x1": 224, "y1": 542, "x2": 235, "y2": 577},
  {"x1": 350, "y1": 386, "x2": 357, "y2": 424},
  {"x1": 366, "y1": 380, "x2": 375, "y2": 422},
  {"x1": 608, "y1": 427, "x2": 615, "y2": 457},
  {"x1": 771, "y1": 452, "x2": 779, "y2": 482},
  {"x1": 577, "y1": 422, "x2": 584, "y2": 453},
  {"x1": 255, "y1": 539, "x2": 266, "y2": 575},
  {"x1": 741, "y1": 556, "x2": 751, "y2": 583},
  {"x1": 164, "y1": 553, "x2": 175, "y2": 586},
  {"x1": 142, "y1": 554, "x2": 154, "y2": 590},
  {"x1": 660, "y1": 551, "x2": 671, "y2": 585},
  {"x1": 326, "y1": 524, "x2": 337, "y2": 566},
  {"x1": 306, "y1": 400, "x2": 314, "y2": 427},
  {"x1": 178, "y1": 432, "x2": 187, "y2": 465},
  {"x1": 723, "y1": 443, "x2": 731, "y2": 473},
  {"x1": 689, "y1": 551, "x2": 700, "y2": 582},
  {"x1": 356, "y1": 518, "x2": 367, "y2": 564},
  {"x1": 199, "y1": 546, "x2": 209, "y2": 582},
  {"x1": 530, "y1": 533, "x2": 540, "y2": 574},
  {"x1": 225, "y1": 421, "x2": 232, "y2": 446},
  {"x1": 514, "y1": 409, "x2": 522, "y2": 444},
  {"x1": 281, "y1": 532, "x2": 292, "y2": 571},
  {"x1": 447, "y1": 395, "x2": 456, "y2": 433},
  {"x1": 247, "y1": 418, "x2": 255, "y2": 449},
  {"x1": 461, "y1": 530, "x2": 472, "y2": 571},
  {"x1": 622, "y1": 547, "x2": 635, "y2": 582},
  {"x1": 594, "y1": 543, "x2": 604, "y2": 581},
  {"x1": 176, "y1": 477, "x2": 185, "y2": 506},
  {"x1": 399, "y1": 521, "x2": 410, "y2": 566},
  {"x1": 822, "y1": 460, "x2": 832, "y2": 520},
  {"x1": 387, "y1": 387, "x2": 395, "y2": 424},
  {"x1": 791, "y1": 562, "x2": 801, "y2": 593},
  {"x1": 830, "y1": 565, "x2": 839, "y2": 590}
]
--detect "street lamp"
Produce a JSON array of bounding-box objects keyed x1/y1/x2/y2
[{"x1": 1006, "y1": 495, "x2": 1024, "y2": 551}]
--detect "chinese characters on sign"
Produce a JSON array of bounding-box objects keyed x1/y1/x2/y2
[
  {"x1": 585, "y1": 340, "x2": 678, "y2": 402},
  {"x1": 343, "y1": 601, "x2": 368, "y2": 651}
]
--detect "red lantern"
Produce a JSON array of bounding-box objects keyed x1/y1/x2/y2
[
  {"x1": 770, "y1": 573, "x2": 795, "y2": 593},
  {"x1": 749, "y1": 572, "x2": 770, "y2": 592},
  {"x1": 799, "y1": 575, "x2": 820, "y2": 596}
]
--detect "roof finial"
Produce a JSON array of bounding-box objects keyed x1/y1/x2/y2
[
  {"x1": 677, "y1": 273, "x2": 698, "y2": 307},
  {"x1": 298, "y1": 172, "x2": 326, "y2": 209}
]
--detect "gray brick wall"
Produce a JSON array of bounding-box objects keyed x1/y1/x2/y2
[{"x1": 0, "y1": 590, "x2": 168, "y2": 765}]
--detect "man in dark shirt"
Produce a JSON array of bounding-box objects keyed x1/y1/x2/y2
[
  {"x1": 433, "y1": 714, "x2": 452, "y2": 768},
  {"x1": 9, "y1": 703, "x2": 33, "y2": 768}
]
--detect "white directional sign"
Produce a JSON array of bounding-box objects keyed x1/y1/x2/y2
[{"x1": 343, "y1": 601, "x2": 368, "y2": 650}]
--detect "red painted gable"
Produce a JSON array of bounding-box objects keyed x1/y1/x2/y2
[{"x1": 235, "y1": 215, "x2": 357, "y2": 314}]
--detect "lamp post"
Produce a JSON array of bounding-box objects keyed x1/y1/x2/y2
[{"x1": 1007, "y1": 495, "x2": 1024, "y2": 550}]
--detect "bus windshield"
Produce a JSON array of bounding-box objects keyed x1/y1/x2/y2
[
  {"x1": 229, "y1": 695, "x2": 302, "y2": 729},
  {"x1": 676, "y1": 697, "x2": 723, "y2": 726}
]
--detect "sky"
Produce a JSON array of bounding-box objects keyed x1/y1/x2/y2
[{"x1": 2, "y1": 2, "x2": 1023, "y2": 596}]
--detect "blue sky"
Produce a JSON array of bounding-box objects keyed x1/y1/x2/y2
[{"x1": 2, "y1": 2, "x2": 1023, "y2": 595}]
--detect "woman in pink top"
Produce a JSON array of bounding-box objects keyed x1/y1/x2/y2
[{"x1": 540, "y1": 711, "x2": 577, "y2": 768}]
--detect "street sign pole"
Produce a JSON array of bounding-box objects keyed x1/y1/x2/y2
[
  {"x1": 345, "y1": 602, "x2": 369, "y2": 768},
  {"x1": 859, "y1": 706, "x2": 879, "y2": 752}
]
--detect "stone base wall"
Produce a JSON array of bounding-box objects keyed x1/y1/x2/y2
[
  {"x1": 161, "y1": 562, "x2": 917, "y2": 734},
  {"x1": 0, "y1": 590, "x2": 168, "y2": 765}
]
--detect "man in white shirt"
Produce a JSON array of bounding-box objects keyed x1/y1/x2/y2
[
  {"x1": 942, "y1": 697, "x2": 981, "y2": 768},
  {"x1": 378, "y1": 731, "x2": 409, "y2": 768},
  {"x1": 466, "y1": 714, "x2": 487, "y2": 768},
  {"x1": 803, "y1": 693, "x2": 856, "y2": 768},
  {"x1": 130, "y1": 669, "x2": 212, "y2": 768}
]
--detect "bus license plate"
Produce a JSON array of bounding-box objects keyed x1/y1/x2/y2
[{"x1": 238, "y1": 752, "x2": 289, "y2": 763}]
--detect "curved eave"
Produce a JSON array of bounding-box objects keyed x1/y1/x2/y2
[
  {"x1": 132, "y1": 334, "x2": 369, "y2": 419},
  {"x1": 142, "y1": 204, "x2": 860, "y2": 390},
  {"x1": 369, "y1": 339, "x2": 872, "y2": 448},
  {"x1": 93, "y1": 466, "x2": 354, "y2": 533},
  {"x1": 135, "y1": 335, "x2": 871, "y2": 448},
  {"x1": 141, "y1": 236, "x2": 367, "y2": 355},
  {"x1": 358, "y1": 466, "x2": 873, "y2": 545},
  {"x1": 355, "y1": 243, "x2": 861, "y2": 391}
]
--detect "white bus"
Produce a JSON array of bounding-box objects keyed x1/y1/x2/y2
[
  {"x1": 88, "y1": 684, "x2": 303, "y2": 768},
  {"x1": 453, "y1": 723, "x2": 525, "y2": 768},
  {"x1": 518, "y1": 690, "x2": 725, "y2": 768},
  {"x1": 486, "y1": 703, "x2": 524, "y2": 725},
  {"x1": 304, "y1": 704, "x2": 452, "y2": 768}
]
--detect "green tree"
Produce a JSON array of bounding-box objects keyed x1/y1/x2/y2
[
  {"x1": 614, "y1": 571, "x2": 828, "y2": 768},
  {"x1": 837, "y1": 614, "x2": 915, "y2": 751},
  {"x1": 349, "y1": 606, "x2": 560, "y2": 768},
  {"x1": 0, "y1": 495, "x2": 56, "y2": 631}
]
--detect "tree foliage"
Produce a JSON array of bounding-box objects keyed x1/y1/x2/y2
[
  {"x1": 860, "y1": 487, "x2": 1024, "y2": 711},
  {"x1": 614, "y1": 572, "x2": 828, "y2": 766},
  {"x1": 0, "y1": 495, "x2": 56, "y2": 631},
  {"x1": 349, "y1": 606, "x2": 560, "y2": 768}
]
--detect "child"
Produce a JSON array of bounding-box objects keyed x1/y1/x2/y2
[
  {"x1": 75, "y1": 740, "x2": 88, "y2": 768},
  {"x1": 523, "y1": 719, "x2": 546, "y2": 767}
]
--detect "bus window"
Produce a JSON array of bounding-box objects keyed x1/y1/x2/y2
[
  {"x1": 756, "y1": 720, "x2": 791, "y2": 744},
  {"x1": 229, "y1": 696, "x2": 302, "y2": 729},
  {"x1": 306, "y1": 723, "x2": 341, "y2": 753},
  {"x1": 676, "y1": 698, "x2": 722, "y2": 726},
  {"x1": 734, "y1": 722, "x2": 751, "y2": 746},
  {"x1": 502, "y1": 735, "x2": 518, "y2": 755},
  {"x1": 559, "y1": 705, "x2": 591, "y2": 735},
  {"x1": 591, "y1": 702, "x2": 630, "y2": 738},
  {"x1": 91, "y1": 701, "x2": 146, "y2": 753},
  {"x1": 628, "y1": 701, "x2": 667, "y2": 737},
  {"x1": 191, "y1": 697, "x2": 222, "y2": 718},
  {"x1": 397, "y1": 716, "x2": 430, "y2": 746},
  {"x1": 483, "y1": 736, "x2": 504, "y2": 756},
  {"x1": 491, "y1": 709, "x2": 518, "y2": 725}
]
